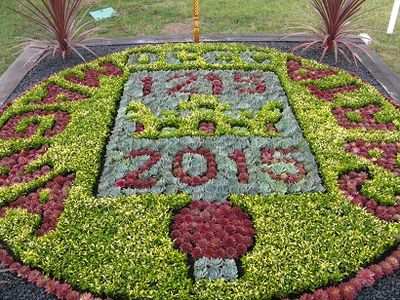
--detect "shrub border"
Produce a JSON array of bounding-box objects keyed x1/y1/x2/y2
[{"x1": 0, "y1": 43, "x2": 398, "y2": 299}]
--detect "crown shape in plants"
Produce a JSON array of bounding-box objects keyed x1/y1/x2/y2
[{"x1": 170, "y1": 201, "x2": 255, "y2": 280}]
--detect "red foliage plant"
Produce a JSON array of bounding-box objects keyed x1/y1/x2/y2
[
  {"x1": 12, "y1": 0, "x2": 99, "y2": 64},
  {"x1": 171, "y1": 201, "x2": 255, "y2": 259},
  {"x1": 292, "y1": 0, "x2": 370, "y2": 64}
]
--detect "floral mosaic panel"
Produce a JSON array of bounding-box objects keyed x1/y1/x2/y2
[
  {"x1": 98, "y1": 69, "x2": 324, "y2": 200},
  {"x1": 1, "y1": 43, "x2": 398, "y2": 299}
]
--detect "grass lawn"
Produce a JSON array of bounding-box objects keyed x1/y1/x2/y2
[{"x1": 0, "y1": 0, "x2": 399, "y2": 76}]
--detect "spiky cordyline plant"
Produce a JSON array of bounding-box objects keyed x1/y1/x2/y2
[
  {"x1": 292, "y1": 0, "x2": 371, "y2": 64},
  {"x1": 13, "y1": 0, "x2": 99, "y2": 65}
]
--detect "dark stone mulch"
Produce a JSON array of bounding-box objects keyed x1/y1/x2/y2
[
  {"x1": 0, "y1": 270, "x2": 56, "y2": 300},
  {"x1": 2, "y1": 41, "x2": 399, "y2": 300}
]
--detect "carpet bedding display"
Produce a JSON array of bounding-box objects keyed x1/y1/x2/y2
[{"x1": 0, "y1": 43, "x2": 399, "y2": 300}]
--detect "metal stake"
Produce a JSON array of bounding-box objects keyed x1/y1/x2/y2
[
  {"x1": 387, "y1": 0, "x2": 400, "y2": 34},
  {"x1": 194, "y1": 0, "x2": 200, "y2": 42}
]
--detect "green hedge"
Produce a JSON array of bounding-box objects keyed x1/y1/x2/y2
[{"x1": 0, "y1": 43, "x2": 398, "y2": 299}]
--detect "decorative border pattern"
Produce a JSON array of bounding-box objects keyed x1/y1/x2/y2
[{"x1": 0, "y1": 44, "x2": 397, "y2": 300}]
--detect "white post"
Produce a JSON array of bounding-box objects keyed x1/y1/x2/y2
[{"x1": 387, "y1": 0, "x2": 400, "y2": 34}]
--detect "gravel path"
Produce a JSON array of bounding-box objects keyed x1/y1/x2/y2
[{"x1": 1, "y1": 41, "x2": 399, "y2": 300}]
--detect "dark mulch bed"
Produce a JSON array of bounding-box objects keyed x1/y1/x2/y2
[
  {"x1": 1, "y1": 41, "x2": 399, "y2": 300},
  {"x1": 8, "y1": 41, "x2": 391, "y2": 101}
]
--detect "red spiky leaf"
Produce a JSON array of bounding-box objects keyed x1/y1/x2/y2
[
  {"x1": 291, "y1": 0, "x2": 369, "y2": 64},
  {"x1": 12, "y1": 0, "x2": 99, "y2": 63}
]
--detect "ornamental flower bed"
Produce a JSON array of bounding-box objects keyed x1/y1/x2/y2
[{"x1": 0, "y1": 43, "x2": 399, "y2": 300}]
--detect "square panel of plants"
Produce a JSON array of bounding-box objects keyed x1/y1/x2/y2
[
  {"x1": 0, "y1": 44, "x2": 399, "y2": 300},
  {"x1": 98, "y1": 69, "x2": 324, "y2": 200}
]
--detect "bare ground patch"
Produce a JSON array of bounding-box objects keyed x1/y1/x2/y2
[{"x1": 161, "y1": 21, "x2": 193, "y2": 35}]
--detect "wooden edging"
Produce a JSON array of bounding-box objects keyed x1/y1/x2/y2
[
  {"x1": 0, "y1": 34, "x2": 399, "y2": 104},
  {"x1": 357, "y1": 47, "x2": 400, "y2": 100},
  {"x1": 0, "y1": 47, "x2": 45, "y2": 105}
]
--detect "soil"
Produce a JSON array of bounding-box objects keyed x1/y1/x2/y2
[{"x1": 161, "y1": 21, "x2": 194, "y2": 35}]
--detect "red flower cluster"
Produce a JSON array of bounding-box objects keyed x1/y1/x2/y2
[
  {"x1": 299, "y1": 246, "x2": 400, "y2": 300},
  {"x1": 228, "y1": 149, "x2": 249, "y2": 183},
  {"x1": 170, "y1": 201, "x2": 255, "y2": 259},
  {"x1": 167, "y1": 73, "x2": 198, "y2": 95},
  {"x1": 266, "y1": 123, "x2": 277, "y2": 133},
  {"x1": 115, "y1": 149, "x2": 161, "y2": 189},
  {"x1": 234, "y1": 73, "x2": 266, "y2": 94},
  {"x1": 261, "y1": 148, "x2": 306, "y2": 184},
  {"x1": 172, "y1": 147, "x2": 217, "y2": 186},
  {"x1": 287, "y1": 60, "x2": 337, "y2": 81},
  {"x1": 0, "y1": 244, "x2": 101, "y2": 300},
  {"x1": 0, "y1": 174, "x2": 75, "y2": 236},
  {"x1": 387, "y1": 97, "x2": 400, "y2": 110},
  {"x1": 199, "y1": 122, "x2": 215, "y2": 133},
  {"x1": 34, "y1": 84, "x2": 87, "y2": 105},
  {"x1": 66, "y1": 62, "x2": 123, "y2": 88},
  {"x1": 205, "y1": 73, "x2": 223, "y2": 95},
  {"x1": 0, "y1": 110, "x2": 70, "y2": 140},
  {"x1": 345, "y1": 141, "x2": 400, "y2": 176},
  {"x1": 332, "y1": 105, "x2": 396, "y2": 131},
  {"x1": 0, "y1": 145, "x2": 51, "y2": 187},
  {"x1": 141, "y1": 76, "x2": 153, "y2": 96},
  {"x1": 338, "y1": 171, "x2": 400, "y2": 222},
  {"x1": 308, "y1": 85, "x2": 358, "y2": 102},
  {"x1": 134, "y1": 123, "x2": 145, "y2": 134}
]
